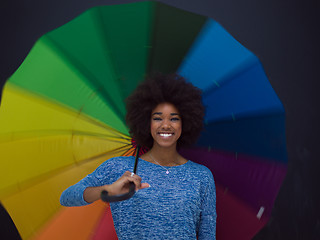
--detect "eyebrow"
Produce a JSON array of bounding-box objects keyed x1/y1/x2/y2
[{"x1": 152, "y1": 112, "x2": 180, "y2": 116}]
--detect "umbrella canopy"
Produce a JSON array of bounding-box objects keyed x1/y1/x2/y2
[{"x1": 0, "y1": 1, "x2": 287, "y2": 239}]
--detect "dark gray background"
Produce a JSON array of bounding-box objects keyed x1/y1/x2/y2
[{"x1": 0, "y1": 0, "x2": 319, "y2": 239}]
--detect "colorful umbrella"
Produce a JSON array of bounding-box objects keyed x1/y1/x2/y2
[{"x1": 0, "y1": 1, "x2": 287, "y2": 239}]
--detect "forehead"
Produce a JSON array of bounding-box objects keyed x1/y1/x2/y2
[{"x1": 152, "y1": 102, "x2": 180, "y2": 114}]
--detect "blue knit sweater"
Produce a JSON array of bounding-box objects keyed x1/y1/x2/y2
[{"x1": 60, "y1": 156, "x2": 216, "y2": 239}]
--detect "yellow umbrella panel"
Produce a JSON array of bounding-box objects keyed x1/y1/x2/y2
[{"x1": 0, "y1": 83, "x2": 131, "y2": 239}]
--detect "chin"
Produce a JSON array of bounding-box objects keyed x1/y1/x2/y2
[{"x1": 153, "y1": 140, "x2": 178, "y2": 149}]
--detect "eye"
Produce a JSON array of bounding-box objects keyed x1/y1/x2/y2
[
  {"x1": 171, "y1": 117, "x2": 180, "y2": 121},
  {"x1": 153, "y1": 117, "x2": 162, "y2": 121}
]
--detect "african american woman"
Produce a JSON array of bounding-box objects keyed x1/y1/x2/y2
[{"x1": 60, "y1": 74, "x2": 216, "y2": 239}]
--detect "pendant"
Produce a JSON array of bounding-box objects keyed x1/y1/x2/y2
[{"x1": 166, "y1": 170, "x2": 169, "y2": 174}]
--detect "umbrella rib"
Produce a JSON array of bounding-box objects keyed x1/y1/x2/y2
[
  {"x1": 72, "y1": 130, "x2": 131, "y2": 141},
  {"x1": 1, "y1": 144, "x2": 135, "y2": 199},
  {"x1": 73, "y1": 144, "x2": 133, "y2": 165},
  {"x1": 6, "y1": 83, "x2": 128, "y2": 140},
  {"x1": 73, "y1": 110, "x2": 129, "y2": 140},
  {"x1": 44, "y1": 36, "x2": 126, "y2": 122},
  {"x1": 0, "y1": 129, "x2": 131, "y2": 143}
]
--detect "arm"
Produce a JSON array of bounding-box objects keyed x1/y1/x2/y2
[
  {"x1": 60, "y1": 159, "x2": 149, "y2": 206},
  {"x1": 83, "y1": 171, "x2": 149, "y2": 203},
  {"x1": 198, "y1": 171, "x2": 217, "y2": 240},
  {"x1": 60, "y1": 169, "x2": 102, "y2": 206}
]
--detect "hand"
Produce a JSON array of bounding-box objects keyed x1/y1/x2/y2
[
  {"x1": 106, "y1": 171, "x2": 150, "y2": 196},
  {"x1": 83, "y1": 171, "x2": 150, "y2": 203}
]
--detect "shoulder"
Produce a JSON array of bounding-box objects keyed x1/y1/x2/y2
[
  {"x1": 186, "y1": 161, "x2": 215, "y2": 185},
  {"x1": 93, "y1": 156, "x2": 134, "y2": 175},
  {"x1": 187, "y1": 161, "x2": 213, "y2": 176},
  {"x1": 100, "y1": 156, "x2": 134, "y2": 166},
  {"x1": 87, "y1": 156, "x2": 135, "y2": 184}
]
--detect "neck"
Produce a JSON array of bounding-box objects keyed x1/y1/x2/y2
[{"x1": 147, "y1": 144, "x2": 180, "y2": 166}]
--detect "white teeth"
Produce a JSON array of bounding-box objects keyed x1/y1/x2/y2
[{"x1": 159, "y1": 133, "x2": 173, "y2": 137}]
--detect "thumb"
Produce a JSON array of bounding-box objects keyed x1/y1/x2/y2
[{"x1": 140, "y1": 183, "x2": 151, "y2": 189}]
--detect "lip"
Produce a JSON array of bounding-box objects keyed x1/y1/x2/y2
[{"x1": 158, "y1": 132, "x2": 174, "y2": 137}]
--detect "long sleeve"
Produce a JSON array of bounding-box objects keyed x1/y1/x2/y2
[
  {"x1": 60, "y1": 157, "x2": 122, "y2": 206},
  {"x1": 197, "y1": 171, "x2": 217, "y2": 240},
  {"x1": 60, "y1": 169, "x2": 103, "y2": 206}
]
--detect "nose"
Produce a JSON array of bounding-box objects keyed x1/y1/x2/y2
[{"x1": 161, "y1": 119, "x2": 171, "y2": 130}]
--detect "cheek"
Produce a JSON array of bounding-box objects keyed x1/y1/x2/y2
[
  {"x1": 150, "y1": 122, "x2": 156, "y2": 131},
  {"x1": 176, "y1": 123, "x2": 182, "y2": 136},
  {"x1": 150, "y1": 122, "x2": 158, "y2": 135}
]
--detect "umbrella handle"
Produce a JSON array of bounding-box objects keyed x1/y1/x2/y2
[
  {"x1": 100, "y1": 182, "x2": 136, "y2": 202},
  {"x1": 101, "y1": 145, "x2": 140, "y2": 202}
]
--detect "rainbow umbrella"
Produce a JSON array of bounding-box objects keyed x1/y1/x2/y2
[{"x1": 0, "y1": 1, "x2": 287, "y2": 239}]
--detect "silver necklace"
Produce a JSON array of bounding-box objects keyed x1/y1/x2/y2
[{"x1": 149, "y1": 153, "x2": 170, "y2": 174}]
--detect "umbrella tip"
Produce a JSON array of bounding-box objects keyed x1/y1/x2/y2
[{"x1": 257, "y1": 206, "x2": 265, "y2": 219}]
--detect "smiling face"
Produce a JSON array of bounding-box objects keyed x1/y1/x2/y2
[{"x1": 150, "y1": 102, "x2": 182, "y2": 149}]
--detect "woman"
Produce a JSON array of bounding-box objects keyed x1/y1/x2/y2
[{"x1": 60, "y1": 74, "x2": 216, "y2": 239}]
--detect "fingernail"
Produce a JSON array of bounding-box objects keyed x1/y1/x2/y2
[{"x1": 148, "y1": 184, "x2": 151, "y2": 188}]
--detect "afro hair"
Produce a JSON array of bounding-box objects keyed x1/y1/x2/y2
[{"x1": 126, "y1": 73, "x2": 205, "y2": 149}]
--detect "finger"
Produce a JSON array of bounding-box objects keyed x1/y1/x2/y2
[
  {"x1": 140, "y1": 183, "x2": 151, "y2": 189},
  {"x1": 129, "y1": 175, "x2": 143, "y2": 190},
  {"x1": 119, "y1": 171, "x2": 131, "y2": 180},
  {"x1": 132, "y1": 178, "x2": 141, "y2": 190},
  {"x1": 122, "y1": 172, "x2": 143, "y2": 190},
  {"x1": 117, "y1": 172, "x2": 135, "y2": 186},
  {"x1": 131, "y1": 174, "x2": 141, "y2": 182}
]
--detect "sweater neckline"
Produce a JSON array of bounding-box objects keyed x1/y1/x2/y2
[{"x1": 129, "y1": 156, "x2": 191, "y2": 168}]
